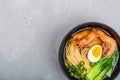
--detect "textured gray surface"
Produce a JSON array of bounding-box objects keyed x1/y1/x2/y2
[{"x1": 0, "y1": 0, "x2": 120, "y2": 80}]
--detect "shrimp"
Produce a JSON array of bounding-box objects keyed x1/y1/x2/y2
[
  {"x1": 102, "y1": 42, "x2": 110, "y2": 54},
  {"x1": 88, "y1": 37, "x2": 102, "y2": 48},
  {"x1": 71, "y1": 29, "x2": 91, "y2": 41},
  {"x1": 77, "y1": 31, "x2": 96, "y2": 48},
  {"x1": 93, "y1": 28, "x2": 117, "y2": 57}
]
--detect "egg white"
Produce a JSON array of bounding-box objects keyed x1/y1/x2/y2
[{"x1": 88, "y1": 45, "x2": 102, "y2": 62}]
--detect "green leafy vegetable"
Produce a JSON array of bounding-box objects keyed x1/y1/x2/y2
[
  {"x1": 106, "y1": 68, "x2": 112, "y2": 78},
  {"x1": 106, "y1": 51, "x2": 119, "y2": 77},
  {"x1": 89, "y1": 62, "x2": 95, "y2": 67},
  {"x1": 94, "y1": 66, "x2": 112, "y2": 80},
  {"x1": 66, "y1": 61, "x2": 87, "y2": 80},
  {"x1": 86, "y1": 58, "x2": 112, "y2": 80},
  {"x1": 86, "y1": 50, "x2": 120, "y2": 80}
]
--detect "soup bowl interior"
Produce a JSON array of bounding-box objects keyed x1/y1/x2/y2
[{"x1": 59, "y1": 22, "x2": 120, "y2": 80}]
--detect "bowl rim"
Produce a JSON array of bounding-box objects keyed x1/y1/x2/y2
[{"x1": 59, "y1": 22, "x2": 120, "y2": 80}]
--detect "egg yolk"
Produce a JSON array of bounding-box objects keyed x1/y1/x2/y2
[{"x1": 92, "y1": 47, "x2": 102, "y2": 58}]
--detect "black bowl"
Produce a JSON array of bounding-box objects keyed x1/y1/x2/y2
[{"x1": 59, "y1": 22, "x2": 120, "y2": 80}]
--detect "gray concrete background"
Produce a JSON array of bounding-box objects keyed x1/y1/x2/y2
[{"x1": 0, "y1": 0, "x2": 120, "y2": 80}]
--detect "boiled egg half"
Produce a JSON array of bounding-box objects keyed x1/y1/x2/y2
[{"x1": 88, "y1": 45, "x2": 102, "y2": 62}]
